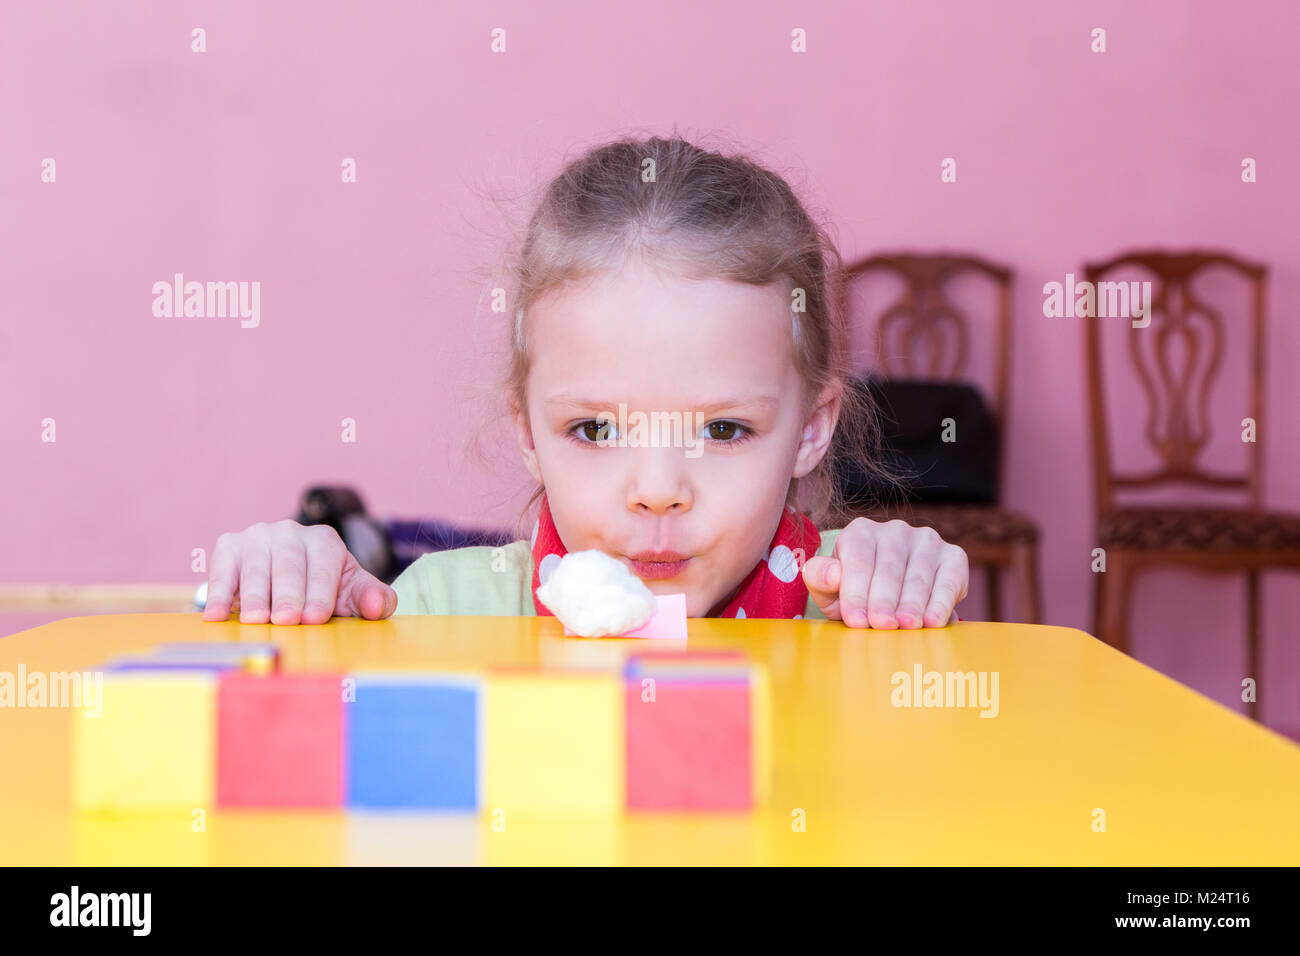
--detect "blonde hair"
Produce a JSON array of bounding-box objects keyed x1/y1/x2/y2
[{"x1": 466, "y1": 132, "x2": 888, "y2": 540}]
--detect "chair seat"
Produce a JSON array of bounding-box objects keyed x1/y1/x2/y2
[
  {"x1": 1099, "y1": 508, "x2": 1300, "y2": 552},
  {"x1": 851, "y1": 504, "x2": 1039, "y2": 547}
]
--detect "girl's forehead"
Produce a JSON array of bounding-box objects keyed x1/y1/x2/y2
[{"x1": 529, "y1": 269, "x2": 798, "y2": 402}]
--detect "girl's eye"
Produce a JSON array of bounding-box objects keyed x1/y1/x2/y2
[
  {"x1": 571, "y1": 420, "x2": 617, "y2": 443},
  {"x1": 702, "y1": 420, "x2": 754, "y2": 445},
  {"x1": 696, "y1": 421, "x2": 759, "y2": 447}
]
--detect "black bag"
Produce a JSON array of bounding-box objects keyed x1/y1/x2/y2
[
  {"x1": 834, "y1": 377, "x2": 999, "y2": 506},
  {"x1": 295, "y1": 485, "x2": 395, "y2": 582}
]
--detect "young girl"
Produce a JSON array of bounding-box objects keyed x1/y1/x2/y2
[{"x1": 203, "y1": 136, "x2": 969, "y2": 630}]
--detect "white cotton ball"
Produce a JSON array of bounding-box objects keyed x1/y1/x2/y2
[{"x1": 535, "y1": 549, "x2": 657, "y2": 638}]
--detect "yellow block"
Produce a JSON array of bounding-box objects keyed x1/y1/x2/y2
[
  {"x1": 485, "y1": 672, "x2": 623, "y2": 815},
  {"x1": 73, "y1": 673, "x2": 216, "y2": 811},
  {"x1": 244, "y1": 654, "x2": 274, "y2": 677}
]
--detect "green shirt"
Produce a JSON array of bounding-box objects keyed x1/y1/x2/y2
[{"x1": 391, "y1": 528, "x2": 844, "y2": 619}]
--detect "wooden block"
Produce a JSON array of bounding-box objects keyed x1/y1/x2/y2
[
  {"x1": 750, "y1": 665, "x2": 772, "y2": 808},
  {"x1": 347, "y1": 673, "x2": 480, "y2": 809},
  {"x1": 155, "y1": 642, "x2": 279, "y2": 675},
  {"x1": 105, "y1": 658, "x2": 244, "y2": 673},
  {"x1": 625, "y1": 677, "x2": 752, "y2": 810},
  {"x1": 625, "y1": 650, "x2": 751, "y2": 681},
  {"x1": 73, "y1": 672, "x2": 216, "y2": 811},
  {"x1": 217, "y1": 674, "x2": 345, "y2": 807},
  {"x1": 485, "y1": 671, "x2": 622, "y2": 815}
]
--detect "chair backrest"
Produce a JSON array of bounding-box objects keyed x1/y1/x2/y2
[
  {"x1": 1082, "y1": 250, "x2": 1267, "y2": 512},
  {"x1": 834, "y1": 252, "x2": 1015, "y2": 481}
]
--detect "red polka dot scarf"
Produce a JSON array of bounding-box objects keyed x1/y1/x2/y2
[{"x1": 529, "y1": 494, "x2": 823, "y2": 619}]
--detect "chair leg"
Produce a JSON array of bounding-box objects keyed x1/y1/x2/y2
[
  {"x1": 986, "y1": 566, "x2": 1002, "y2": 623},
  {"x1": 1012, "y1": 541, "x2": 1042, "y2": 624},
  {"x1": 1246, "y1": 570, "x2": 1261, "y2": 722},
  {"x1": 1099, "y1": 556, "x2": 1134, "y2": 655}
]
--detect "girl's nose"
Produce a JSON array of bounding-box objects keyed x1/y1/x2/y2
[{"x1": 626, "y1": 447, "x2": 693, "y2": 516}]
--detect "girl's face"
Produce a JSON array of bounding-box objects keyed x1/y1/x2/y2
[{"x1": 513, "y1": 258, "x2": 839, "y2": 617}]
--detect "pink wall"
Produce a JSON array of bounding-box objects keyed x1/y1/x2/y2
[{"x1": 3, "y1": 1, "x2": 1297, "y2": 729}]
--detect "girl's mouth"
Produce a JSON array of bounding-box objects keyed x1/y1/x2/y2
[{"x1": 627, "y1": 553, "x2": 692, "y2": 579}]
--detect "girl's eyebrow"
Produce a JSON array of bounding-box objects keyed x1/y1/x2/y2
[{"x1": 544, "y1": 395, "x2": 780, "y2": 414}]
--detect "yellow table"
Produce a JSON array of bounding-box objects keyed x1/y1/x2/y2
[{"x1": 2, "y1": 613, "x2": 1298, "y2": 865}]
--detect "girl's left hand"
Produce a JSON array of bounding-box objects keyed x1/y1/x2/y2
[{"x1": 801, "y1": 517, "x2": 969, "y2": 628}]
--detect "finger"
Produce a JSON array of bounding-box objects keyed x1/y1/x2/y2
[
  {"x1": 356, "y1": 580, "x2": 398, "y2": 620},
  {"x1": 237, "y1": 536, "x2": 274, "y2": 624},
  {"x1": 203, "y1": 534, "x2": 241, "y2": 621},
  {"x1": 339, "y1": 559, "x2": 398, "y2": 620},
  {"x1": 300, "y1": 528, "x2": 345, "y2": 624},
  {"x1": 268, "y1": 531, "x2": 310, "y2": 625},
  {"x1": 865, "y1": 524, "x2": 910, "y2": 629},
  {"x1": 834, "y1": 523, "x2": 878, "y2": 627},
  {"x1": 925, "y1": 546, "x2": 970, "y2": 627},
  {"x1": 896, "y1": 535, "x2": 943, "y2": 629},
  {"x1": 800, "y1": 555, "x2": 842, "y2": 618}
]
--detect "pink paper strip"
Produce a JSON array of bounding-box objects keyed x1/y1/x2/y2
[{"x1": 564, "y1": 593, "x2": 688, "y2": 639}]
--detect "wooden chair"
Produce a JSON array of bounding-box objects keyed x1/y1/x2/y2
[
  {"x1": 831, "y1": 253, "x2": 1042, "y2": 623},
  {"x1": 1083, "y1": 250, "x2": 1300, "y2": 706}
]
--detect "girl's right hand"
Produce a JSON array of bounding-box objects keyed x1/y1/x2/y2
[{"x1": 202, "y1": 520, "x2": 398, "y2": 624}]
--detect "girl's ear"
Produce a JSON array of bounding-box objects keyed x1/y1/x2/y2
[
  {"x1": 792, "y1": 385, "x2": 841, "y2": 479},
  {"x1": 511, "y1": 401, "x2": 543, "y2": 483}
]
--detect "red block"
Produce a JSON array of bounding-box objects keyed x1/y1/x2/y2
[
  {"x1": 625, "y1": 679, "x2": 751, "y2": 810},
  {"x1": 217, "y1": 673, "x2": 345, "y2": 807}
]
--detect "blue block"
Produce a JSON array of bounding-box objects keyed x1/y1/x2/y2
[
  {"x1": 156, "y1": 642, "x2": 277, "y2": 658},
  {"x1": 346, "y1": 675, "x2": 480, "y2": 810},
  {"x1": 105, "y1": 658, "x2": 243, "y2": 672}
]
